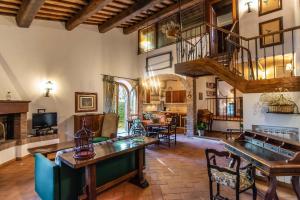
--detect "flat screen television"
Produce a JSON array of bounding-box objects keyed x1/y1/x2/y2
[{"x1": 32, "y1": 112, "x2": 57, "y2": 129}]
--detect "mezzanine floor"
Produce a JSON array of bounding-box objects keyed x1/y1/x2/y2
[{"x1": 0, "y1": 134, "x2": 297, "y2": 200}]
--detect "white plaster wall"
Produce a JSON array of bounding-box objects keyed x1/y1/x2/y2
[
  {"x1": 239, "y1": 0, "x2": 300, "y2": 75},
  {"x1": 17, "y1": 139, "x2": 59, "y2": 158},
  {"x1": 0, "y1": 16, "x2": 138, "y2": 141},
  {"x1": 196, "y1": 76, "x2": 216, "y2": 110},
  {"x1": 0, "y1": 146, "x2": 16, "y2": 164},
  {"x1": 239, "y1": 0, "x2": 298, "y2": 37},
  {"x1": 243, "y1": 92, "x2": 300, "y2": 184},
  {"x1": 212, "y1": 121, "x2": 240, "y2": 132},
  {"x1": 243, "y1": 92, "x2": 300, "y2": 132},
  {"x1": 138, "y1": 43, "x2": 178, "y2": 78}
]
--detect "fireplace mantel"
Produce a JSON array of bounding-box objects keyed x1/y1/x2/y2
[{"x1": 0, "y1": 100, "x2": 31, "y2": 115}]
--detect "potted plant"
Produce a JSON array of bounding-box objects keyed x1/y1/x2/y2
[{"x1": 197, "y1": 122, "x2": 207, "y2": 136}]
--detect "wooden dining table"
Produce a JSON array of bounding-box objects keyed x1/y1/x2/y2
[{"x1": 59, "y1": 137, "x2": 158, "y2": 200}]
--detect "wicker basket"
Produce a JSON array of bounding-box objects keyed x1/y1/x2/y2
[{"x1": 268, "y1": 105, "x2": 294, "y2": 113}]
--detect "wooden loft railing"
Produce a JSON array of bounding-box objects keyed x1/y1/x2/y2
[{"x1": 176, "y1": 21, "x2": 300, "y2": 81}]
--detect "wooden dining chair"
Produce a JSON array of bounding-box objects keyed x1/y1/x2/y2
[
  {"x1": 158, "y1": 117, "x2": 177, "y2": 148},
  {"x1": 205, "y1": 149, "x2": 257, "y2": 200}
]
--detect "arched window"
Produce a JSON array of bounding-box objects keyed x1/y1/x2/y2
[{"x1": 130, "y1": 88, "x2": 137, "y2": 115}]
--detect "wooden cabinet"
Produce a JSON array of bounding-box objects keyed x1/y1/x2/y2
[
  {"x1": 166, "y1": 91, "x2": 172, "y2": 103},
  {"x1": 165, "y1": 90, "x2": 186, "y2": 103},
  {"x1": 179, "y1": 90, "x2": 186, "y2": 103},
  {"x1": 74, "y1": 114, "x2": 104, "y2": 136},
  {"x1": 172, "y1": 91, "x2": 180, "y2": 103}
]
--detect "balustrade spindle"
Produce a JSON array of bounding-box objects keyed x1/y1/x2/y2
[{"x1": 255, "y1": 38, "x2": 259, "y2": 79}]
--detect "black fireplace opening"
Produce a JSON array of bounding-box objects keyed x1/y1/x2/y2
[{"x1": 0, "y1": 114, "x2": 15, "y2": 140}]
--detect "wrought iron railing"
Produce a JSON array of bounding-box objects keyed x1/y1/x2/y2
[
  {"x1": 205, "y1": 97, "x2": 243, "y2": 121},
  {"x1": 176, "y1": 21, "x2": 300, "y2": 80}
]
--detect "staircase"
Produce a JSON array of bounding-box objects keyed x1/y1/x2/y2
[{"x1": 175, "y1": 22, "x2": 300, "y2": 93}]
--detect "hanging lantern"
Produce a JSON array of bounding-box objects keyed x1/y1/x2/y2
[{"x1": 73, "y1": 119, "x2": 95, "y2": 160}]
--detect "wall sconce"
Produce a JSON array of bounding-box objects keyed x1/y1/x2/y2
[
  {"x1": 44, "y1": 81, "x2": 53, "y2": 97},
  {"x1": 245, "y1": 0, "x2": 253, "y2": 13}
]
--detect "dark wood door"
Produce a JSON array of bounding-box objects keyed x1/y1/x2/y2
[{"x1": 166, "y1": 91, "x2": 172, "y2": 103}]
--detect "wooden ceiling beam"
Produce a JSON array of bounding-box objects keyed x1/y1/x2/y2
[
  {"x1": 98, "y1": 0, "x2": 165, "y2": 33},
  {"x1": 16, "y1": 0, "x2": 46, "y2": 27},
  {"x1": 123, "y1": 0, "x2": 201, "y2": 34},
  {"x1": 66, "y1": 0, "x2": 114, "y2": 30}
]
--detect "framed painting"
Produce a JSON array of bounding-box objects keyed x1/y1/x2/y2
[
  {"x1": 75, "y1": 92, "x2": 98, "y2": 113},
  {"x1": 206, "y1": 82, "x2": 216, "y2": 89},
  {"x1": 206, "y1": 91, "x2": 216, "y2": 97},
  {"x1": 259, "y1": 17, "x2": 283, "y2": 48},
  {"x1": 146, "y1": 51, "x2": 173, "y2": 72},
  {"x1": 259, "y1": 0, "x2": 282, "y2": 16}
]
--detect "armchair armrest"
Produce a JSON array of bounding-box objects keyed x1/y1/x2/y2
[{"x1": 35, "y1": 153, "x2": 60, "y2": 200}]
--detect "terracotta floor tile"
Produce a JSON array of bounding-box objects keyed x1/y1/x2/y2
[{"x1": 0, "y1": 135, "x2": 298, "y2": 200}]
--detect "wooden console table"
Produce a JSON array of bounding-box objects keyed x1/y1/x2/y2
[
  {"x1": 59, "y1": 137, "x2": 158, "y2": 200},
  {"x1": 28, "y1": 141, "x2": 75, "y2": 157}
]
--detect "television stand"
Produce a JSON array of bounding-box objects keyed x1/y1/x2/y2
[{"x1": 35, "y1": 127, "x2": 58, "y2": 136}]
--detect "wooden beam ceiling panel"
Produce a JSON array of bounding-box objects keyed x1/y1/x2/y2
[
  {"x1": 0, "y1": 2, "x2": 19, "y2": 9},
  {"x1": 98, "y1": 0, "x2": 166, "y2": 33},
  {"x1": 42, "y1": 4, "x2": 78, "y2": 13},
  {"x1": 97, "y1": 10, "x2": 116, "y2": 16},
  {"x1": 44, "y1": 0, "x2": 82, "y2": 9},
  {"x1": 108, "y1": 2, "x2": 129, "y2": 9},
  {"x1": 103, "y1": 5, "x2": 123, "y2": 12},
  {"x1": 36, "y1": 13, "x2": 69, "y2": 20},
  {"x1": 93, "y1": 13, "x2": 111, "y2": 18},
  {"x1": 0, "y1": 0, "x2": 21, "y2": 4},
  {"x1": 123, "y1": 0, "x2": 201, "y2": 34},
  {"x1": 0, "y1": 7, "x2": 18, "y2": 15},
  {"x1": 115, "y1": 0, "x2": 135, "y2": 5},
  {"x1": 66, "y1": 0, "x2": 115, "y2": 30},
  {"x1": 38, "y1": 8, "x2": 72, "y2": 17},
  {"x1": 16, "y1": 0, "x2": 46, "y2": 28},
  {"x1": 61, "y1": 0, "x2": 88, "y2": 5}
]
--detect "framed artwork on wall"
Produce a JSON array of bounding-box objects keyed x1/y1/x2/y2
[
  {"x1": 146, "y1": 51, "x2": 173, "y2": 72},
  {"x1": 206, "y1": 82, "x2": 216, "y2": 89},
  {"x1": 259, "y1": 17, "x2": 283, "y2": 48},
  {"x1": 259, "y1": 0, "x2": 282, "y2": 16},
  {"x1": 199, "y1": 92, "x2": 203, "y2": 100},
  {"x1": 75, "y1": 92, "x2": 98, "y2": 113},
  {"x1": 206, "y1": 91, "x2": 216, "y2": 97}
]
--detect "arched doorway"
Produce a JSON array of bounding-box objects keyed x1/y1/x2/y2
[
  {"x1": 117, "y1": 83, "x2": 128, "y2": 133},
  {"x1": 116, "y1": 80, "x2": 138, "y2": 135},
  {"x1": 139, "y1": 74, "x2": 193, "y2": 135}
]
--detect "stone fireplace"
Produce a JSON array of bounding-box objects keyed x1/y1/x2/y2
[{"x1": 0, "y1": 100, "x2": 30, "y2": 144}]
